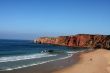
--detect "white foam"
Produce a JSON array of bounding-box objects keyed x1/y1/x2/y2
[
  {"x1": 0, "y1": 53, "x2": 57, "y2": 63},
  {"x1": 67, "y1": 51, "x2": 80, "y2": 54},
  {"x1": 0, "y1": 50, "x2": 86, "y2": 71},
  {"x1": 0, "y1": 53, "x2": 73, "y2": 71},
  {"x1": 67, "y1": 50, "x2": 87, "y2": 54}
]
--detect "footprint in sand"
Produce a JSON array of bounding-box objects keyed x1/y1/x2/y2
[{"x1": 89, "y1": 58, "x2": 92, "y2": 61}]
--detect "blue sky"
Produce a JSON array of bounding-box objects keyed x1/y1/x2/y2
[{"x1": 0, "y1": 0, "x2": 110, "y2": 40}]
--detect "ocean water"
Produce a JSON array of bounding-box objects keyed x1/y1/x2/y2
[{"x1": 0, "y1": 39, "x2": 85, "y2": 71}]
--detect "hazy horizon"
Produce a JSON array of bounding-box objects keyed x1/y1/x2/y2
[{"x1": 0, "y1": 0, "x2": 110, "y2": 40}]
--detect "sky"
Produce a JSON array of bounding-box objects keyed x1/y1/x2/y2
[{"x1": 0, "y1": 0, "x2": 110, "y2": 40}]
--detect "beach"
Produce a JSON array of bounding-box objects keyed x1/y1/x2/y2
[
  {"x1": 0, "y1": 52, "x2": 80, "y2": 73},
  {"x1": 53, "y1": 49, "x2": 110, "y2": 73},
  {"x1": 0, "y1": 39, "x2": 83, "y2": 73},
  {"x1": 0, "y1": 49, "x2": 110, "y2": 73}
]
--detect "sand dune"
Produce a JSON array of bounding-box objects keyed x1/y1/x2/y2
[{"x1": 53, "y1": 49, "x2": 110, "y2": 73}]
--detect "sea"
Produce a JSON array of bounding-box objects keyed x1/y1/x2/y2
[{"x1": 0, "y1": 39, "x2": 86, "y2": 71}]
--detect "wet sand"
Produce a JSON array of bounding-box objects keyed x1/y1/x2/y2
[{"x1": 0, "y1": 52, "x2": 80, "y2": 73}]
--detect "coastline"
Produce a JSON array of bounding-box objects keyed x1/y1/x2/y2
[
  {"x1": 53, "y1": 49, "x2": 110, "y2": 73},
  {"x1": 0, "y1": 51, "x2": 82, "y2": 73},
  {"x1": 1, "y1": 48, "x2": 109, "y2": 73}
]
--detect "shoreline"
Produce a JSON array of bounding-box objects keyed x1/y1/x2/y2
[
  {"x1": 0, "y1": 50, "x2": 82, "y2": 73},
  {"x1": 53, "y1": 49, "x2": 110, "y2": 73}
]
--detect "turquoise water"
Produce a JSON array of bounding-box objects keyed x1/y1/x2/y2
[{"x1": 0, "y1": 39, "x2": 85, "y2": 71}]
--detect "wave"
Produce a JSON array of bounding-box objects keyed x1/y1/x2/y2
[
  {"x1": 66, "y1": 50, "x2": 80, "y2": 54},
  {"x1": 0, "y1": 53, "x2": 57, "y2": 63},
  {"x1": 0, "y1": 53, "x2": 73, "y2": 71},
  {"x1": 0, "y1": 50, "x2": 84, "y2": 71},
  {"x1": 67, "y1": 49, "x2": 87, "y2": 54},
  {"x1": 0, "y1": 50, "x2": 81, "y2": 63}
]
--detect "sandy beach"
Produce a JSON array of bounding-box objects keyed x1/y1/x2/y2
[
  {"x1": 53, "y1": 49, "x2": 110, "y2": 73},
  {"x1": 0, "y1": 49, "x2": 110, "y2": 73}
]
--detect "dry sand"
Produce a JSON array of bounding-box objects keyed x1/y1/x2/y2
[{"x1": 53, "y1": 49, "x2": 110, "y2": 73}]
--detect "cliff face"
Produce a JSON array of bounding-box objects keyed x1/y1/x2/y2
[{"x1": 35, "y1": 34, "x2": 110, "y2": 49}]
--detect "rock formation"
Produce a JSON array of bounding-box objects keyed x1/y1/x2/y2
[{"x1": 34, "y1": 34, "x2": 110, "y2": 49}]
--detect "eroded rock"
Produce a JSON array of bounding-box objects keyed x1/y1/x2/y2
[{"x1": 35, "y1": 34, "x2": 110, "y2": 49}]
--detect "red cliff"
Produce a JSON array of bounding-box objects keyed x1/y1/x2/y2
[{"x1": 34, "y1": 34, "x2": 110, "y2": 49}]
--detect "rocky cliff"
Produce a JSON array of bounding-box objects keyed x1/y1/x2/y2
[{"x1": 34, "y1": 34, "x2": 110, "y2": 49}]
